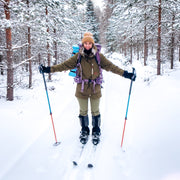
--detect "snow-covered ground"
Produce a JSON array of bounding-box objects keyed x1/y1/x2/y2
[{"x1": 0, "y1": 54, "x2": 180, "y2": 180}]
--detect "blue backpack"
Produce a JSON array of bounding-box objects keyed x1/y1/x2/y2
[
  {"x1": 68, "y1": 45, "x2": 80, "y2": 77},
  {"x1": 69, "y1": 44, "x2": 103, "y2": 93}
]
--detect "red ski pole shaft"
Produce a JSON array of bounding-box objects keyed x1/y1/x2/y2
[
  {"x1": 50, "y1": 113, "x2": 58, "y2": 143},
  {"x1": 121, "y1": 118, "x2": 127, "y2": 148}
]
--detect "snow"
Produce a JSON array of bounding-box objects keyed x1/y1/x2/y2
[
  {"x1": 92, "y1": 0, "x2": 104, "y2": 10},
  {"x1": 0, "y1": 54, "x2": 180, "y2": 180}
]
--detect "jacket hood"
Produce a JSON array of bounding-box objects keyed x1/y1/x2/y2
[{"x1": 79, "y1": 45, "x2": 97, "y2": 57}]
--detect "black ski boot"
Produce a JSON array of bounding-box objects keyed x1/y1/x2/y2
[
  {"x1": 79, "y1": 115, "x2": 90, "y2": 144},
  {"x1": 92, "y1": 114, "x2": 101, "y2": 145}
]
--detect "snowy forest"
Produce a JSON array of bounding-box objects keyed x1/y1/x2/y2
[
  {"x1": 1, "y1": 1, "x2": 180, "y2": 180},
  {"x1": 0, "y1": 0, "x2": 180, "y2": 101}
]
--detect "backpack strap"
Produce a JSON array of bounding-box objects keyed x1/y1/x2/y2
[
  {"x1": 94, "y1": 52, "x2": 103, "y2": 85},
  {"x1": 95, "y1": 52, "x2": 100, "y2": 65},
  {"x1": 75, "y1": 53, "x2": 82, "y2": 82}
]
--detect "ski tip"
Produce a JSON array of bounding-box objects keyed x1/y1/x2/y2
[
  {"x1": 87, "y1": 164, "x2": 93, "y2": 168},
  {"x1": 53, "y1": 142, "x2": 61, "y2": 146},
  {"x1": 73, "y1": 161, "x2": 78, "y2": 166}
]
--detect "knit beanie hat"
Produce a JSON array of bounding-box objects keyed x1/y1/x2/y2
[{"x1": 82, "y1": 32, "x2": 94, "y2": 44}]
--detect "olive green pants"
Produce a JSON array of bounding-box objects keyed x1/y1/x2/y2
[{"x1": 77, "y1": 97, "x2": 100, "y2": 116}]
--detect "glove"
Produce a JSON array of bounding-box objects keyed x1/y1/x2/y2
[
  {"x1": 123, "y1": 71, "x2": 136, "y2": 81},
  {"x1": 39, "y1": 65, "x2": 51, "y2": 74}
]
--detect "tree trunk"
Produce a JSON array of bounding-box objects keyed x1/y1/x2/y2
[
  {"x1": 144, "y1": 0, "x2": 148, "y2": 66},
  {"x1": 0, "y1": 55, "x2": 3, "y2": 75},
  {"x1": 179, "y1": 45, "x2": 180, "y2": 62},
  {"x1": 130, "y1": 20, "x2": 132, "y2": 64},
  {"x1": 0, "y1": 31, "x2": 3, "y2": 75},
  {"x1": 54, "y1": 28, "x2": 58, "y2": 65},
  {"x1": 4, "y1": 0, "x2": 13, "y2": 101},
  {"x1": 179, "y1": 34, "x2": 180, "y2": 62},
  {"x1": 157, "y1": 0, "x2": 161, "y2": 75},
  {"x1": 28, "y1": 26, "x2": 32, "y2": 87},
  {"x1": 38, "y1": 53, "x2": 41, "y2": 64},
  {"x1": 170, "y1": 12, "x2": 175, "y2": 69},
  {"x1": 144, "y1": 25, "x2": 148, "y2": 66},
  {"x1": 27, "y1": 0, "x2": 32, "y2": 88},
  {"x1": 46, "y1": 6, "x2": 51, "y2": 80},
  {"x1": 130, "y1": 40, "x2": 132, "y2": 64},
  {"x1": 124, "y1": 36, "x2": 127, "y2": 57},
  {"x1": 137, "y1": 41, "x2": 139, "y2": 60}
]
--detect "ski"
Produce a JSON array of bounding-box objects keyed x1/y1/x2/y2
[
  {"x1": 72, "y1": 133, "x2": 90, "y2": 167},
  {"x1": 72, "y1": 143, "x2": 86, "y2": 167},
  {"x1": 86, "y1": 143, "x2": 98, "y2": 168},
  {"x1": 72, "y1": 134, "x2": 100, "y2": 168}
]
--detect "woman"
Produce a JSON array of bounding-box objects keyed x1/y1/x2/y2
[{"x1": 40, "y1": 32, "x2": 136, "y2": 145}]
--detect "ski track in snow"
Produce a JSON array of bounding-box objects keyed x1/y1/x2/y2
[{"x1": 1, "y1": 58, "x2": 180, "y2": 180}]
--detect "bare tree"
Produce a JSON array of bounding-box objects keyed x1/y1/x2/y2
[
  {"x1": 54, "y1": 28, "x2": 58, "y2": 65},
  {"x1": 144, "y1": 0, "x2": 148, "y2": 66},
  {"x1": 179, "y1": 34, "x2": 180, "y2": 62},
  {"x1": 157, "y1": 0, "x2": 162, "y2": 75},
  {"x1": 0, "y1": 29, "x2": 4, "y2": 75},
  {"x1": 27, "y1": 0, "x2": 32, "y2": 88},
  {"x1": 46, "y1": 6, "x2": 51, "y2": 80},
  {"x1": 170, "y1": 12, "x2": 175, "y2": 69},
  {"x1": 0, "y1": 54, "x2": 3, "y2": 75},
  {"x1": 4, "y1": 0, "x2": 13, "y2": 100}
]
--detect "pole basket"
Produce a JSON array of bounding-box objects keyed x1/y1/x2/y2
[{"x1": 53, "y1": 142, "x2": 61, "y2": 146}]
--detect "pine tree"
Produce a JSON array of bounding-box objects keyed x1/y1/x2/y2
[
  {"x1": 85, "y1": 0, "x2": 99, "y2": 43},
  {"x1": 105, "y1": 0, "x2": 180, "y2": 72}
]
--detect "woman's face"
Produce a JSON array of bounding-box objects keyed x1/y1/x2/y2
[{"x1": 83, "y1": 42, "x2": 93, "y2": 50}]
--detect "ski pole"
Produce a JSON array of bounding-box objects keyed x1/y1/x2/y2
[
  {"x1": 40, "y1": 65, "x2": 60, "y2": 146},
  {"x1": 121, "y1": 67, "x2": 136, "y2": 148}
]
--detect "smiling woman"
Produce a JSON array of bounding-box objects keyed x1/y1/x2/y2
[{"x1": 39, "y1": 31, "x2": 135, "y2": 145}]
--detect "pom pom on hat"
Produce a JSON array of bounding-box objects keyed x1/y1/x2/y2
[{"x1": 82, "y1": 32, "x2": 94, "y2": 44}]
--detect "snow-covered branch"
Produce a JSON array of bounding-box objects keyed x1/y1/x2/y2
[
  {"x1": 12, "y1": 43, "x2": 29, "y2": 51},
  {"x1": 13, "y1": 56, "x2": 35, "y2": 69},
  {"x1": 0, "y1": 0, "x2": 6, "y2": 5}
]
